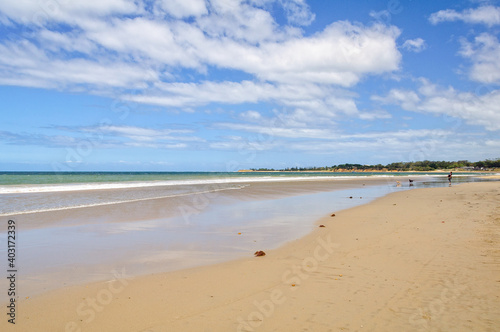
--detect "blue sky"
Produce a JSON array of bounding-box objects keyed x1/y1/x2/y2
[{"x1": 0, "y1": 0, "x2": 499, "y2": 171}]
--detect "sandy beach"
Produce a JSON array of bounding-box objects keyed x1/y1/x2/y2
[
  {"x1": 3, "y1": 177, "x2": 417, "y2": 299},
  {"x1": 3, "y1": 176, "x2": 409, "y2": 230},
  {"x1": 2, "y1": 180, "x2": 499, "y2": 331}
]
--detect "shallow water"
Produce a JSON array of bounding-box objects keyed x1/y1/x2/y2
[
  {"x1": 0, "y1": 175, "x2": 492, "y2": 299},
  {"x1": 0, "y1": 171, "x2": 487, "y2": 216}
]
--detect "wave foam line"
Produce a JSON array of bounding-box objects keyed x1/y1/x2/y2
[
  {"x1": 0, "y1": 185, "x2": 247, "y2": 217},
  {"x1": 0, "y1": 174, "x2": 430, "y2": 194}
]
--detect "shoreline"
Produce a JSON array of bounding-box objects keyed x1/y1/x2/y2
[
  {"x1": 1, "y1": 181, "x2": 499, "y2": 331},
  {"x1": 0, "y1": 170, "x2": 490, "y2": 192},
  {"x1": 1, "y1": 177, "x2": 415, "y2": 298},
  {"x1": 3, "y1": 176, "x2": 422, "y2": 229},
  {"x1": 1, "y1": 172, "x2": 492, "y2": 218}
]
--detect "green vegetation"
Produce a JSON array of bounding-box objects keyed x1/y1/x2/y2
[{"x1": 249, "y1": 158, "x2": 500, "y2": 172}]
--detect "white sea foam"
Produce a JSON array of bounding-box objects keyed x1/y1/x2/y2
[
  {"x1": 0, "y1": 174, "x2": 427, "y2": 194},
  {"x1": 0, "y1": 185, "x2": 247, "y2": 217}
]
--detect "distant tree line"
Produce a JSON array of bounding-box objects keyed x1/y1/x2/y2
[{"x1": 250, "y1": 158, "x2": 500, "y2": 172}]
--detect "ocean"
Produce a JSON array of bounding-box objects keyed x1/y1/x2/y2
[
  {"x1": 0, "y1": 170, "x2": 455, "y2": 187},
  {"x1": 0, "y1": 171, "x2": 489, "y2": 216}
]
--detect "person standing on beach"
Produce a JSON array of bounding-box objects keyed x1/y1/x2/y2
[{"x1": 448, "y1": 171, "x2": 452, "y2": 184}]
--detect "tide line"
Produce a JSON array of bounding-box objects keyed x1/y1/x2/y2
[{"x1": 0, "y1": 185, "x2": 248, "y2": 217}]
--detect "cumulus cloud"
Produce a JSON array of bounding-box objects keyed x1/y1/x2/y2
[
  {"x1": 176, "y1": 21, "x2": 400, "y2": 87},
  {"x1": 0, "y1": 0, "x2": 406, "y2": 155},
  {"x1": 0, "y1": 0, "x2": 403, "y2": 155},
  {"x1": 402, "y1": 38, "x2": 426, "y2": 53},
  {"x1": 0, "y1": 39, "x2": 158, "y2": 90},
  {"x1": 429, "y1": 5, "x2": 500, "y2": 26},
  {"x1": 157, "y1": 0, "x2": 208, "y2": 19},
  {"x1": 373, "y1": 79, "x2": 500, "y2": 131},
  {"x1": 249, "y1": 22, "x2": 401, "y2": 86},
  {"x1": 459, "y1": 33, "x2": 500, "y2": 84},
  {"x1": 196, "y1": 1, "x2": 290, "y2": 44},
  {"x1": 280, "y1": 0, "x2": 315, "y2": 26},
  {"x1": 0, "y1": 0, "x2": 141, "y2": 26},
  {"x1": 0, "y1": 1, "x2": 401, "y2": 95}
]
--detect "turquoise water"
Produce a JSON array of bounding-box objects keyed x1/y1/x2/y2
[{"x1": 0, "y1": 171, "x2": 232, "y2": 185}]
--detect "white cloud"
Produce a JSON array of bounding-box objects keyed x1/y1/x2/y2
[
  {"x1": 214, "y1": 122, "x2": 334, "y2": 139},
  {"x1": 372, "y1": 88, "x2": 420, "y2": 110},
  {"x1": 429, "y1": 5, "x2": 500, "y2": 26},
  {"x1": 358, "y1": 110, "x2": 392, "y2": 120},
  {"x1": 124, "y1": 81, "x2": 357, "y2": 114},
  {"x1": 1, "y1": 123, "x2": 203, "y2": 151},
  {"x1": 402, "y1": 38, "x2": 426, "y2": 53},
  {"x1": 0, "y1": 0, "x2": 402, "y2": 155},
  {"x1": 38, "y1": 29, "x2": 97, "y2": 54},
  {"x1": 240, "y1": 110, "x2": 262, "y2": 121},
  {"x1": 158, "y1": 0, "x2": 208, "y2": 19},
  {"x1": 0, "y1": 2, "x2": 402, "y2": 94},
  {"x1": 0, "y1": 33, "x2": 161, "y2": 90},
  {"x1": 84, "y1": 18, "x2": 204, "y2": 69},
  {"x1": 146, "y1": 20, "x2": 400, "y2": 87},
  {"x1": 3, "y1": 1, "x2": 498, "y2": 165},
  {"x1": 124, "y1": 80, "x2": 277, "y2": 107},
  {"x1": 248, "y1": 22, "x2": 401, "y2": 86},
  {"x1": 344, "y1": 129, "x2": 452, "y2": 140},
  {"x1": 126, "y1": 142, "x2": 188, "y2": 149},
  {"x1": 485, "y1": 139, "x2": 500, "y2": 147},
  {"x1": 369, "y1": 10, "x2": 391, "y2": 24},
  {"x1": 85, "y1": 125, "x2": 203, "y2": 142},
  {"x1": 280, "y1": 0, "x2": 315, "y2": 26},
  {"x1": 95, "y1": 125, "x2": 190, "y2": 136},
  {"x1": 196, "y1": 1, "x2": 289, "y2": 44},
  {"x1": 284, "y1": 130, "x2": 494, "y2": 163},
  {"x1": 0, "y1": 42, "x2": 157, "y2": 90},
  {"x1": 459, "y1": 33, "x2": 500, "y2": 84},
  {"x1": 206, "y1": 127, "x2": 463, "y2": 163},
  {"x1": 288, "y1": 131, "x2": 448, "y2": 152},
  {"x1": 125, "y1": 72, "x2": 413, "y2": 132},
  {"x1": 124, "y1": 79, "x2": 387, "y2": 126},
  {"x1": 0, "y1": 0, "x2": 141, "y2": 25},
  {"x1": 373, "y1": 79, "x2": 500, "y2": 131}
]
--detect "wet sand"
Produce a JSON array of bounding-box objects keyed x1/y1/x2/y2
[
  {"x1": 7, "y1": 176, "x2": 409, "y2": 230},
  {"x1": 2, "y1": 177, "x2": 413, "y2": 297},
  {"x1": 1, "y1": 180, "x2": 499, "y2": 331}
]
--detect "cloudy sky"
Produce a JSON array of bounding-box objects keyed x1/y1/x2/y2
[{"x1": 0, "y1": 0, "x2": 499, "y2": 171}]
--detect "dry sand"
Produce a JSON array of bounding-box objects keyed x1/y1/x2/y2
[{"x1": 2, "y1": 181, "x2": 499, "y2": 331}]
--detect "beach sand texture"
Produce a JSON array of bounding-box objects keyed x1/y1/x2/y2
[{"x1": 2, "y1": 181, "x2": 499, "y2": 331}]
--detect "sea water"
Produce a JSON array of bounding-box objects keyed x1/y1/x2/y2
[{"x1": 0, "y1": 171, "x2": 485, "y2": 216}]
